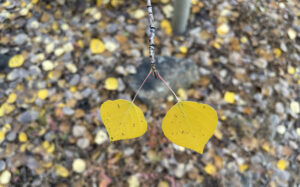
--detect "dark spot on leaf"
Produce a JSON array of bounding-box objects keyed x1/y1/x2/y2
[
  {"x1": 203, "y1": 106, "x2": 206, "y2": 109},
  {"x1": 122, "y1": 133, "x2": 125, "y2": 136},
  {"x1": 111, "y1": 137, "x2": 114, "y2": 140},
  {"x1": 117, "y1": 104, "x2": 120, "y2": 108},
  {"x1": 181, "y1": 130, "x2": 184, "y2": 134},
  {"x1": 133, "y1": 123, "x2": 135, "y2": 127},
  {"x1": 174, "y1": 114, "x2": 177, "y2": 118}
]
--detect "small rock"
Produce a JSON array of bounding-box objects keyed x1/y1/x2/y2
[
  {"x1": 72, "y1": 125, "x2": 86, "y2": 137},
  {"x1": 94, "y1": 130, "x2": 108, "y2": 145},
  {"x1": 66, "y1": 63, "x2": 77, "y2": 73},
  {"x1": 14, "y1": 33, "x2": 28, "y2": 45},
  {"x1": 42, "y1": 60, "x2": 55, "y2": 71},
  {"x1": 54, "y1": 47, "x2": 65, "y2": 57},
  {"x1": 46, "y1": 43, "x2": 55, "y2": 54},
  {"x1": 6, "y1": 132, "x2": 16, "y2": 141},
  {"x1": 128, "y1": 175, "x2": 140, "y2": 187},
  {"x1": 287, "y1": 28, "x2": 297, "y2": 40},
  {"x1": 254, "y1": 58, "x2": 267, "y2": 68},
  {"x1": 72, "y1": 158, "x2": 86, "y2": 173},
  {"x1": 69, "y1": 74, "x2": 80, "y2": 86},
  {"x1": 290, "y1": 101, "x2": 300, "y2": 114},
  {"x1": 276, "y1": 102, "x2": 284, "y2": 114},
  {"x1": 62, "y1": 107, "x2": 74, "y2": 115},
  {"x1": 277, "y1": 125, "x2": 286, "y2": 135},
  {"x1": 0, "y1": 170, "x2": 11, "y2": 185},
  {"x1": 0, "y1": 160, "x2": 6, "y2": 172},
  {"x1": 77, "y1": 138, "x2": 90, "y2": 149},
  {"x1": 18, "y1": 111, "x2": 39, "y2": 124},
  {"x1": 174, "y1": 163, "x2": 185, "y2": 178}
]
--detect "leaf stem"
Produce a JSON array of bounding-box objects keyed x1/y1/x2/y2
[
  {"x1": 132, "y1": 69, "x2": 153, "y2": 103},
  {"x1": 157, "y1": 72, "x2": 181, "y2": 102}
]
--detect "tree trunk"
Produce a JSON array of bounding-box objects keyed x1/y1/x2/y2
[{"x1": 172, "y1": 0, "x2": 191, "y2": 35}]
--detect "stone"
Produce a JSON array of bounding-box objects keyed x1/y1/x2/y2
[
  {"x1": 0, "y1": 160, "x2": 6, "y2": 172},
  {"x1": 18, "y1": 110, "x2": 39, "y2": 124},
  {"x1": 72, "y1": 158, "x2": 86, "y2": 173},
  {"x1": 77, "y1": 138, "x2": 90, "y2": 149},
  {"x1": 94, "y1": 130, "x2": 108, "y2": 145},
  {"x1": 72, "y1": 125, "x2": 86, "y2": 137},
  {"x1": 127, "y1": 56, "x2": 200, "y2": 106}
]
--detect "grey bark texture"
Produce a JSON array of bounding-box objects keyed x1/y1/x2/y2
[{"x1": 172, "y1": 0, "x2": 191, "y2": 35}]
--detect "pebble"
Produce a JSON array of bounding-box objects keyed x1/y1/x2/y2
[
  {"x1": 287, "y1": 28, "x2": 297, "y2": 40},
  {"x1": 0, "y1": 170, "x2": 11, "y2": 185},
  {"x1": 276, "y1": 102, "x2": 285, "y2": 114},
  {"x1": 18, "y1": 110, "x2": 39, "y2": 124},
  {"x1": 6, "y1": 131, "x2": 16, "y2": 141},
  {"x1": 54, "y1": 48, "x2": 65, "y2": 57},
  {"x1": 94, "y1": 130, "x2": 108, "y2": 145},
  {"x1": 174, "y1": 163, "x2": 185, "y2": 178},
  {"x1": 69, "y1": 74, "x2": 80, "y2": 86},
  {"x1": 72, "y1": 125, "x2": 86, "y2": 137},
  {"x1": 77, "y1": 138, "x2": 90, "y2": 149},
  {"x1": 290, "y1": 101, "x2": 300, "y2": 114},
  {"x1": 277, "y1": 125, "x2": 286, "y2": 135},
  {"x1": 72, "y1": 158, "x2": 86, "y2": 173},
  {"x1": 42, "y1": 60, "x2": 55, "y2": 71},
  {"x1": 127, "y1": 175, "x2": 140, "y2": 187},
  {"x1": 254, "y1": 58, "x2": 268, "y2": 68},
  {"x1": 104, "y1": 40, "x2": 118, "y2": 52},
  {"x1": 81, "y1": 88, "x2": 92, "y2": 98},
  {"x1": 133, "y1": 9, "x2": 145, "y2": 19},
  {"x1": 62, "y1": 107, "x2": 75, "y2": 115},
  {"x1": 66, "y1": 63, "x2": 77, "y2": 73},
  {"x1": 46, "y1": 43, "x2": 55, "y2": 54},
  {"x1": 0, "y1": 160, "x2": 6, "y2": 172},
  {"x1": 14, "y1": 33, "x2": 28, "y2": 45}
]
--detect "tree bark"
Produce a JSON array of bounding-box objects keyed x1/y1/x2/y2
[{"x1": 172, "y1": 0, "x2": 191, "y2": 35}]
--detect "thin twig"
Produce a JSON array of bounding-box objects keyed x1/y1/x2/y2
[
  {"x1": 146, "y1": 0, "x2": 158, "y2": 78},
  {"x1": 157, "y1": 72, "x2": 181, "y2": 102},
  {"x1": 132, "y1": 69, "x2": 153, "y2": 103}
]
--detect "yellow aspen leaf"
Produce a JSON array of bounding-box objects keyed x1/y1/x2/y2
[
  {"x1": 9, "y1": 54, "x2": 25, "y2": 68},
  {"x1": 32, "y1": 0, "x2": 39, "y2": 4},
  {"x1": 239, "y1": 164, "x2": 248, "y2": 173},
  {"x1": 221, "y1": 115, "x2": 226, "y2": 120},
  {"x1": 96, "y1": 0, "x2": 102, "y2": 6},
  {"x1": 56, "y1": 165, "x2": 69, "y2": 178},
  {"x1": 47, "y1": 143, "x2": 55, "y2": 153},
  {"x1": 288, "y1": 66, "x2": 295, "y2": 74},
  {"x1": 204, "y1": 163, "x2": 216, "y2": 175},
  {"x1": 2, "y1": 124, "x2": 11, "y2": 133},
  {"x1": 277, "y1": 159, "x2": 287, "y2": 170},
  {"x1": 19, "y1": 143, "x2": 28, "y2": 152},
  {"x1": 161, "y1": 19, "x2": 172, "y2": 35},
  {"x1": 90, "y1": 38, "x2": 106, "y2": 54},
  {"x1": 42, "y1": 161, "x2": 53, "y2": 168},
  {"x1": 70, "y1": 86, "x2": 77, "y2": 92},
  {"x1": 177, "y1": 88, "x2": 187, "y2": 100},
  {"x1": 273, "y1": 48, "x2": 282, "y2": 58},
  {"x1": 0, "y1": 104, "x2": 14, "y2": 115},
  {"x1": 38, "y1": 89, "x2": 48, "y2": 100},
  {"x1": 179, "y1": 46, "x2": 188, "y2": 54},
  {"x1": 100, "y1": 99, "x2": 147, "y2": 141},
  {"x1": 224, "y1": 91, "x2": 235, "y2": 104},
  {"x1": 105, "y1": 77, "x2": 118, "y2": 90},
  {"x1": 0, "y1": 130, "x2": 5, "y2": 144},
  {"x1": 19, "y1": 132, "x2": 28, "y2": 142},
  {"x1": 7, "y1": 93, "x2": 17, "y2": 103},
  {"x1": 43, "y1": 141, "x2": 50, "y2": 149},
  {"x1": 217, "y1": 23, "x2": 230, "y2": 36},
  {"x1": 162, "y1": 101, "x2": 218, "y2": 154},
  {"x1": 262, "y1": 142, "x2": 270, "y2": 152}
]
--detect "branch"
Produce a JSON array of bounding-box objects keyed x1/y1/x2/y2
[{"x1": 146, "y1": 0, "x2": 158, "y2": 78}]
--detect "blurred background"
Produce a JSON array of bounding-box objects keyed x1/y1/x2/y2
[{"x1": 0, "y1": 0, "x2": 300, "y2": 186}]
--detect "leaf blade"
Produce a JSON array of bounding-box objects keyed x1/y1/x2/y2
[{"x1": 100, "y1": 99, "x2": 147, "y2": 141}]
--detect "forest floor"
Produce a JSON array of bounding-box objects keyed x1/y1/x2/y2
[{"x1": 0, "y1": 0, "x2": 300, "y2": 186}]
